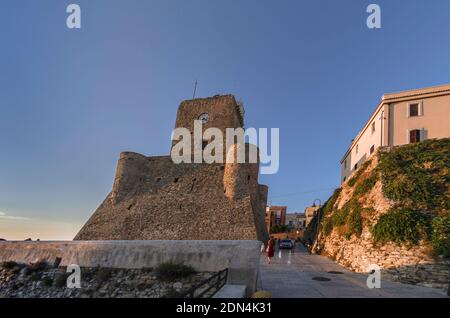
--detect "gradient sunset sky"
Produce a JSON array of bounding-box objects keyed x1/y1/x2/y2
[{"x1": 1, "y1": 0, "x2": 450, "y2": 240}]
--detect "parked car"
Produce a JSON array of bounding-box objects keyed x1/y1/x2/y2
[{"x1": 279, "y1": 239, "x2": 294, "y2": 249}]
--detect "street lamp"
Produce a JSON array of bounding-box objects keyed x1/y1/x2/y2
[{"x1": 313, "y1": 198, "x2": 322, "y2": 252}]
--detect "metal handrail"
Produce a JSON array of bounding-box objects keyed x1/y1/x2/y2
[{"x1": 180, "y1": 268, "x2": 228, "y2": 298}]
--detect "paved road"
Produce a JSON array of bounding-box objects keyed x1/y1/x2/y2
[{"x1": 259, "y1": 244, "x2": 447, "y2": 298}]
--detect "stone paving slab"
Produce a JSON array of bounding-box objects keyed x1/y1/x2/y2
[{"x1": 259, "y1": 244, "x2": 447, "y2": 298}]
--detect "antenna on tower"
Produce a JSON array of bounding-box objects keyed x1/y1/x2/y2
[{"x1": 192, "y1": 80, "x2": 198, "y2": 99}]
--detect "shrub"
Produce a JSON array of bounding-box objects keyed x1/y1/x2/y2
[
  {"x1": 321, "y1": 199, "x2": 364, "y2": 239},
  {"x1": 372, "y1": 208, "x2": 431, "y2": 245},
  {"x1": 323, "y1": 219, "x2": 334, "y2": 236},
  {"x1": 347, "y1": 176, "x2": 357, "y2": 187},
  {"x1": 28, "y1": 260, "x2": 48, "y2": 272},
  {"x1": 320, "y1": 139, "x2": 449, "y2": 258},
  {"x1": 30, "y1": 272, "x2": 42, "y2": 281},
  {"x1": 353, "y1": 170, "x2": 378, "y2": 197},
  {"x1": 155, "y1": 262, "x2": 196, "y2": 282},
  {"x1": 270, "y1": 225, "x2": 288, "y2": 233},
  {"x1": 330, "y1": 209, "x2": 349, "y2": 227},
  {"x1": 347, "y1": 160, "x2": 372, "y2": 187},
  {"x1": 54, "y1": 271, "x2": 71, "y2": 288},
  {"x1": 320, "y1": 162, "x2": 377, "y2": 240},
  {"x1": 1, "y1": 261, "x2": 18, "y2": 269},
  {"x1": 378, "y1": 138, "x2": 450, "y2": 210},
  {"x1": 321, "y1": 188, "x2": 342, "y2": 216},
  {"x1": 431, "y1": 216, "x2": 450, "y2": 258},
  {"x1": 347, "y1": 209, "x2": 363, "y2": 239},
  {"x1": 308, "y1": 189, "x2": 342, "y2": 242},
  {"x1": 42, "y1": 276, "x2": 53, "y2": 287},
  {"x1": 95, "y1": 268, "x2": 112, "y2": 282}
]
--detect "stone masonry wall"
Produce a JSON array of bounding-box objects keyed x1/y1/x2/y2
[
  {"x1": 0, "y1": 241, "x2": 262, "y2": 295},
  {"x1": 75, "y1": 95, "x2": 269, "y2": 242},
  {"x1": 314, "y1": 155, "x2": 450, "y2": 290},
  {"x1": 76, "y1": 153, "x2": 267, "y2": 241}
]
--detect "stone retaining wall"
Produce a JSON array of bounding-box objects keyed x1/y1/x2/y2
[
  {"x1": 316, "y1": 224, "x2": 450, "y2": 290},
  {"x1": 0, "y1": 240, "x2": 261, "y2": 295}
]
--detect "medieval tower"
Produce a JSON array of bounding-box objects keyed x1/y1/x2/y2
[{"x1": 75, "y1": 95, "x2": 269, "y2": 241}]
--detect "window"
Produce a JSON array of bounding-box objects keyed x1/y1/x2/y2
[
  {"x1": 409, "y1": 129, "x2": 421, "y2": 143},
  {"x1": 344, "y1": 160, "x2": 347, "y2": 169},
  {"x1": 356, "y1": 144, "x2": 359, "y2": 154},
  {"x1": 408, "y1": 102, "x2": 423, "y2": 117},
  {"x1": 371, "y1": 122, "x2": 376, "y2": 134},
  {"x1": 370, "y1": 145, "x2": 375, "y2": 155},
  {"x1": 354, "y1": 163, "x2": 358, "y2": 170}
]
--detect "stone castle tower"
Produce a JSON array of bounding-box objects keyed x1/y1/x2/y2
[{"x1": 74, "y1": 95, "x2": 269, "y2": 242}]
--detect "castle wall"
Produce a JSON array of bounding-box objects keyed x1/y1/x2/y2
[
  {"x1": 75, "y1": 95, "x2": 269, "y2": 242},
  {"x1": 174, "y1": 95, "x2": 243, "y2": 136},
  {"x1": 257, "y1": 185, "x2": 270, "y2": 242},
  {"x1": 76, "y1": 152, "x2": 265, "y2": 241}
]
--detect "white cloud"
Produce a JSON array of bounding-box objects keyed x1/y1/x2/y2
[{"x1": 0, "y1": 211, "x2": 32, "y2": 221}]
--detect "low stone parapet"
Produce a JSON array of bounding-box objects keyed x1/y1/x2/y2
[{"x1": 0, "y1": 240, "x2": 261, "y2": 295}]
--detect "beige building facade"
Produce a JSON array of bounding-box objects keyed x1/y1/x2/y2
[
  {"x1": 285, "y1": 213, "x2": 306, "y2": 230},
  {"x1": 305, "y1": 205, "x2": 320, "y2": 227},
  {"x1": 341, "y1": 84, "x2": 450, "y2": 183},
  {"x1": 265, "y1": 206, "x2": 287, "y2": 233}
]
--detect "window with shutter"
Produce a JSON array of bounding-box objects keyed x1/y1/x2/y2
[
  {"x1": 409, "y1": 103, "x2": 419, "y2": 117},
  {"x1": 409, "y1": 129, "x2": 421, "y2": 143}
]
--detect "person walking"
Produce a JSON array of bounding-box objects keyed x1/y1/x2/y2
[{"x1": 266, "y1": 237, "x2": 275, "y2": 264}]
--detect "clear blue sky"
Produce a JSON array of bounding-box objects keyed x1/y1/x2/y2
[{"x1": 1, "y1": 0, "x2": 450, "y2": 239}]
